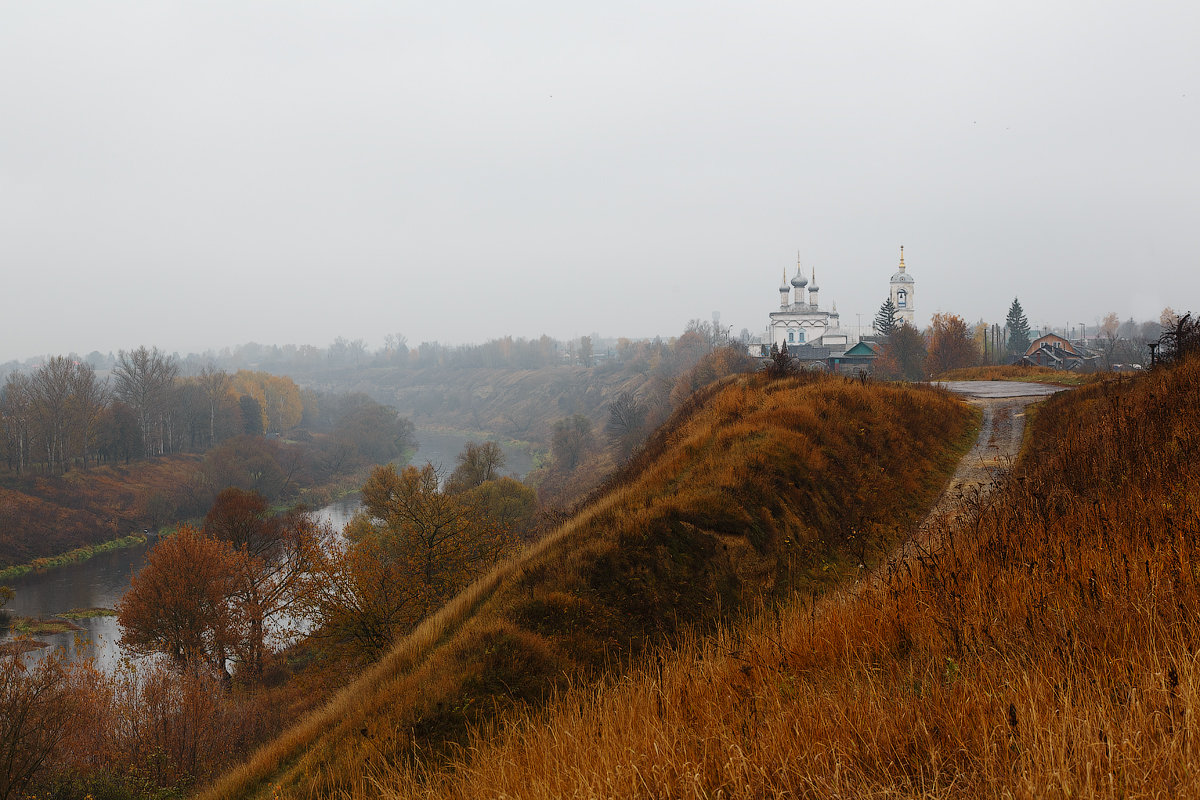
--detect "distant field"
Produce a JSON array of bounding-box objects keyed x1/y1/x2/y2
[{"x1": 937, "y1": 364, "x2": 1106, "y2": 385}]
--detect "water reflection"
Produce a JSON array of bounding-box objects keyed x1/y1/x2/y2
[
  {"x1": 2, "y1": 542, "x2": 150, "y2": 671},
  {"x1": 0, "y1": 427, "x2": 535, "y2": 670},
  {"x1": 309, "y1": 494, "x2": 362, "y2": 532}
]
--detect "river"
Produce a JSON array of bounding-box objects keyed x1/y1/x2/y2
[{"x1": 0, "y1": 428, "x2": 534, "y2": 669}]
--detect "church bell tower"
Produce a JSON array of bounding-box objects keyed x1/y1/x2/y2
[{"x1": 889, "y1": 246, "x2": 915, "y2": 327}]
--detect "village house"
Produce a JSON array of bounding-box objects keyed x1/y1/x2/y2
[{"x1": 1020, "y1": 333, "x2": 1098, "y2": 371}]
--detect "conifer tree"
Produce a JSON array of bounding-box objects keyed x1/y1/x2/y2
[
  {"x1": 874, "y1": 298, "x2": 898, "y2": 336},
  {"x1": 1005, "y1": 298, "x2": 1031, "y2": 359}
]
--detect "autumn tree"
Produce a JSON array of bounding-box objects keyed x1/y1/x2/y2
[
  {"x1": 304, "y1": 531, "x2": 422, "y2": 662},
  {"x1": 874, "y1": 323, "x2": 928, "y2": 381},
  {"x1": 927, "y1": 313, "x2": 979, "y2": 376},
  {"x1": 331, "y1": 395, "x2": 415, "y2": 464},
  {"x1": 874, "y1": 297, "x2": 898, "y2": 336},
  {"x1": 27, "y1": 357, "x2": 74, "y2": 472},
  {"x1": 94, "y1": 401, "x2": 141, "y2": 465},
  {"x1": 239, "y1": 395, "x2": 264, "y2": 436},
  {"x1": 117, "y1": 525, "x2": 247, "y2": 678},
  {"x1": 1005, "y1": 298, "x2": 1031, "y2": 360},
  {"x1": 363, "y1": 464, "x2": 502, "y2": 613},
  {"x1": 203, "y1": 487, "x2": 275, "y2": 552},
  {"x1": 550, "y1": 415, "x2": 599, "y2": 472},
  {"x1": 668, "y1": 343, "x2": 757, "y2": 407},
  {"x1": 203, "y1": 489, "x2": 319, "y2": 678},
  {"x1": 463, "y1": 477, "x2": 538, "y2": 543},
  {"x1": 232, "y1": 371, "x2": 302, "y2": 434},
  {"x1": 1094, "y1": 311, "x2": 1123, "y2": 369},
  {"x1": 0, "y1": 649, "x2": 91, "y2": 800},
  {"x1": 447, "y1": 440, "x2": 506, "y2": 493},
  {"x1": 308, "y1": 463, "x2": 524, "y2": 660},
  {"x1": 1100, "y1": 311, "x2": 1120, "y2": 339}
]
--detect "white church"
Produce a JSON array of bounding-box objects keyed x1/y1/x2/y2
[{"x1": 750, "y1": 247, "x2": 915, "y2": 357}]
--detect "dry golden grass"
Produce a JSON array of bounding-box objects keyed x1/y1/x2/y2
[
  {"x1": 198, "y1": 372, "x2": 976, "y2": 800},
  {"x1": 353, "y1": 358, "x2": 1200, "y2": 799}
]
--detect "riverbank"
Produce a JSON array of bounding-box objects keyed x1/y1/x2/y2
[
  {"x1": 0, "y1": 431, "x2": 507, "y2": 587},
  {"x1": 0, "y1": 533, "x2": 148, "y2": 583}
]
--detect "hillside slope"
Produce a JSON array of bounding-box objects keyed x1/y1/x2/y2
[
  {"x1": 199, "y1": 373, "x2": 977, "y2": 799},
  {"x1": 373, "y1": 359, "x2": 1200, "y2": 798},
  {"x1": 0, "y1": 455, "x2": 204, "y2": 569}
]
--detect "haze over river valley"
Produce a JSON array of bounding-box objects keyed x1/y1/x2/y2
[{"x1": 1, "y1": 429, "x2": 533, "y2": 669}]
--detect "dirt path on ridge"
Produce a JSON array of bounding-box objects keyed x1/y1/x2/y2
[{"x1": 888, "y1": 382, "x2": 1068, "y2": 565}]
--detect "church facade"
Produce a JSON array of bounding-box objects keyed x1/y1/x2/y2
[
  {"x1": 767, "y1": 259, "x2": 841, "y2": 349},
  {"x1": 750, "y1": 247, "x2": 916, "y2": 359}
]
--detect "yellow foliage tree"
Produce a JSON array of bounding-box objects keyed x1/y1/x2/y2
[{"x1": 231, "y1": 371, "x2": 302, "y2": 434}]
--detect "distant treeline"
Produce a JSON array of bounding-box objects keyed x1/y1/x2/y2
[
  {"x1": 0, "y1": 346, "x2": 414, "y2": 480},
  {"x1": 0, "y1": 321, "x2": 755, "y2": 381}
]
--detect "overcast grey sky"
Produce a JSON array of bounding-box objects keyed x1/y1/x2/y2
[{"x1": 2, "y1": 2, "x2": 1197, "y2": 362}]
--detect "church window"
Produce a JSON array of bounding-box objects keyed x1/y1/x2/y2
[
  {"x1": 897, "y1": 290, "x2": 907, "y2": 308},
  {"x1": 798, "y1": 331, "x2": 806, "y2": 343},
  {"x1": 788, "y1": 330, "x2": 795, "y2": 343}
]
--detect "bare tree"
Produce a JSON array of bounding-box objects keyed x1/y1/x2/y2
[
  {"x1": 68, "y1": 360, "x2": 109, "y2": 468},
  {"x1": 197, "y1": 364, "x2": 233, "y2": 447},
  {"x1": 0, "y1": 374, "x2": 32, "y2": 474},
  {"x1": 113, "y1": 346, "x2": 179, "y2": 458},
  {"x1": 28, "y1": 357, "x2": 74, "y2": 472}
]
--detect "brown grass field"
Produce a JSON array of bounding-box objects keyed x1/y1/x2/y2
[
  {"x1": 198, "y1": 372, "x2": 978, "y2": 799},
  {"x1": 346, "y1": 358, "x2": 1200, "y2": 798}
]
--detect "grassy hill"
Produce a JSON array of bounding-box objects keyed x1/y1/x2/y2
[
  {"x1": 345, "y1": 360, "x2": 1200, "y2": 798},
  {"x1": 199, "y1": 372, "x2": 978, "y2": 799}
]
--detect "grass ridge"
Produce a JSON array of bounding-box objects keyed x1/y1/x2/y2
[{"x1": 198, "y1": 372, "x2": 977, "y2": 799}]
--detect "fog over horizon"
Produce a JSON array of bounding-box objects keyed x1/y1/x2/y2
[{"x1": 2, "y1": 2, "x2": 1197, "y2": 364}]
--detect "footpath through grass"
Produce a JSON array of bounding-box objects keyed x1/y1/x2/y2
[{"x1": 384, "y1": 357, "x2": 1200, "y2": 799}]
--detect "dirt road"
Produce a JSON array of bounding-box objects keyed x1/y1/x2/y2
[{"x1": 899, "y1": 381, "x2": 1069, "y2": 557}]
